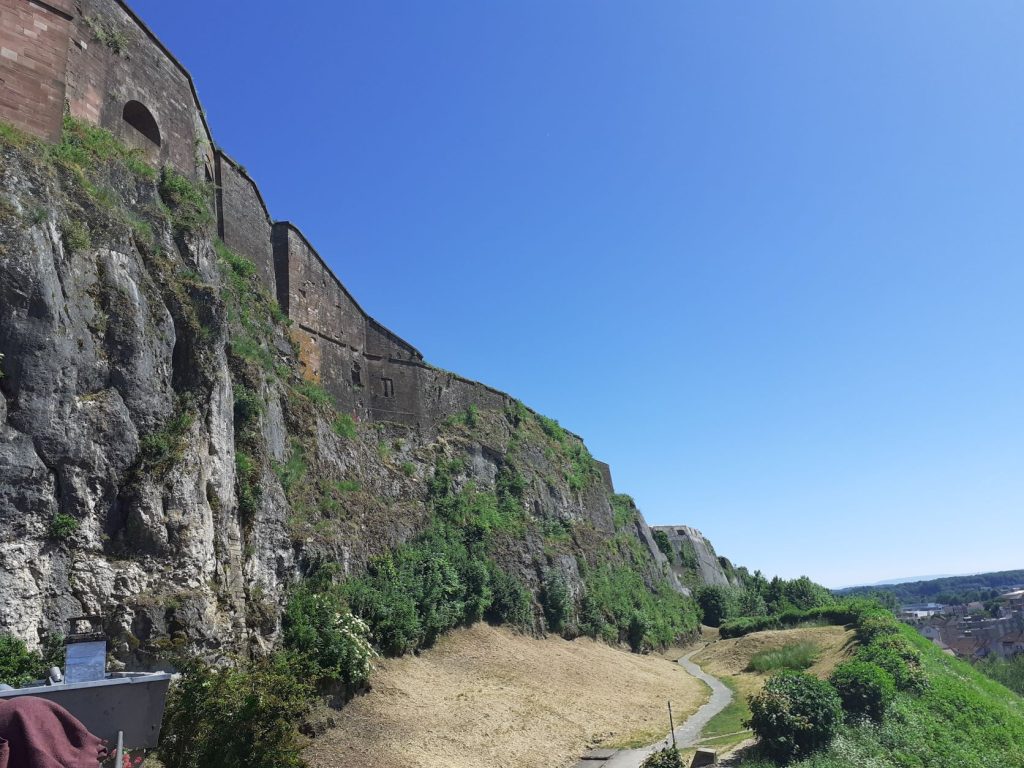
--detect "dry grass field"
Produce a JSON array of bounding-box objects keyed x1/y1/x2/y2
[{"x1": 305, "y1": 624, "x2": 708, "y2": 768}]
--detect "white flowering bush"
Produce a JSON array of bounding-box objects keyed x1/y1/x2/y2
[{"x1": 283, "y1": 585, "x2": 376, "y2": 687}]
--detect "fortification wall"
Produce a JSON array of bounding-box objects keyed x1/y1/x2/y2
[
  {"x1": 0, "y1": 0, "x2": 73, "y2": 140},
  {"x1": 1, "y1": 0, "x2": 619, "y2": 479},
  {"x1": 65, "y1": 0, "x2": 210, "y2": 177},
  {"x1": 271, "y1": 223, "x2": 368, "y2": 353},
  {"x1": 0, "y1": 0, "x2": 212, "y2": 176},
  {"x1": 366, "y1": 317, "x2": 421, "y2": 363},
  {"x1": 216, "y1": 152, "x2": 275, "y2": 296},
  {"x1": 270, "y1": 222, "x2": 370, "y2": 417}
]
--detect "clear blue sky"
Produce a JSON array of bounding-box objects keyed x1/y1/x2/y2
[{"x1": 135, "y1": 1, "x2": 1023, "y2": 589}]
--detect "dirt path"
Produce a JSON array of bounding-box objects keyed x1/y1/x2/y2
[
  {"x1": 600, "y1": 649, "x2": 732, "y2": 768},
  {"x1": 304, "y1": 624, "x2": 707, "y2": 768}
]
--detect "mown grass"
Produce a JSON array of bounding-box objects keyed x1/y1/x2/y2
[
  {"x1": 698, "y1": 676, "x2": 752, "y2": 749},
  {"x1": 747, "y1": 640, "x2": 820, "y2": 673}
]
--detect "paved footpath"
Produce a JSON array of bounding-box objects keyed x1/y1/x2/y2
[{"x1": 575, "y1": 648, "x2": 732, "y2": 768}]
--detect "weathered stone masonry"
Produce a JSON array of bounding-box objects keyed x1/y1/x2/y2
[{"x1": 0, "y1": 0, "x2": 613, "y2": 471}]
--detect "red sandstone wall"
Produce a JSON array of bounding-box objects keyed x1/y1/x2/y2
[
  {"x1": 64, "y1": 0, "x2": 208, "y2": 177},
  {"x1": 0, "y1": 0, "x2": 73, "y2": 140}
]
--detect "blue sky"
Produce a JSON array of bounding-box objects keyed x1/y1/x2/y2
[{"x1": 135, "y1": 1, "x2": 1023, "y2": 588}]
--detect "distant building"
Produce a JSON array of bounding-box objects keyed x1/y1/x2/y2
[
  {"x1": 900, "y1": 602, "x2": 944, "y2": 620},
  {"x1": 996, "y1": 632, "x2": 1024, "y2": 659}
]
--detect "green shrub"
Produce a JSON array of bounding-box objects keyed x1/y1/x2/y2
[
  {"x1": 485, "y1": 565, "x2": 532, "y2": 628},
  {"x1": 293, "y1": 381, "x2": 334, "y2": 407},
  {"x1": 855, "y1": 638, "x2": 927, "y2": 693},
  {"x1": 976, "y1": 654, "x2": 1024, "y2": 697},
  {"x1": 341, "y1": 465, "x2": 528, "y2": 655},
  {"x1": 48, "y1": 513, "x2": 80, "y2": 540},
  {"x1": 855, "y1": 611, "x2": 901, "y2": 645},
  {"x1": 782, "y1": 576, "x2": 835, "y2": 611},
  {"x1": 641, "y1": 747, "x2": 684, "y2": 768},
  {"x1": 536, "y1": 413, "x2": 567, "y2": 443},
  {"x1": 541, "y1": 571, "x2": 571, "y2": 634},
  {"x1": 829, "y1": 660, "x2": 895, "y2": 722},
  {"x1": 159, "y1": 652, "x2": 311, "y2": 768},
  {"x1": 719, "y1": 600, "x2": 867, "y2": 639},
  {"x1": 82, "y1": 15, "x2": 128, "y2": 55},
  {"x1": 215, "y1": 240, "x2": 256, "y2": 279},
  {"x1": 565, "y1": 441, "x2": 598, "y2": 491},
  {"x1": 748, "y1": 641, "x2": 820, "y2": 674},
  {"x1": 139, "y1": 405, "x2": 195, "y2": 476},
  {"x1": 48, "y1": 115, "x2": 155, "y2": 180},
  {"x1": 60, "y1": 219, "x2": 91, "y2": 252},
  {"x1": 159, "y1": 167, "x2": 213, "y2": 236},
  {"x1": 580, "y1": 563, "x2": 699, "y2": 650},
  {"x1": 464, "y1": 404, "x2": 478, "y2": 427},
  {"x1": 283, "y1": 583, "x2": 375, "y2": 687},
  {"x1": 275, "y1": 441, "x2": 307, "y2": 497},
  {"x1": 331, "y1": 413, "x2": 357, "y2": 439},
  {"x1": 235, "y1": 451, "x2": 261, "y2": 519},
  {"x1": 0, "y1": 635, "x2": 42, "y2": 687},
  {"x1": 610, "y1": 493, "x2": 635, "y2": 529},
  {"x1": 652, "y1": 529, "x2": 674, "y2": 563},
  {"x1": 229, "y1": 337, "x2": 277, "y2": 373},
  {"x1": 747, "y1": 670, "x2": 843, "y2": 762},
  {"x1": 400, "y1": 461, "x2": 415, "y2": 477},
  {"x1": 232, "y1": 385, "x2": 263, "y2": 433},
  {"x1": 695, "y1": 585, "x2": 737, "y2": 628}
]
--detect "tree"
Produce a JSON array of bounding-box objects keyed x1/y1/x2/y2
[
  {"x1": 695, "y1": 585, "x2": 734, "y2": 628},
  {"x1": 784, "y1": 576, "x2": 834, "y2": 611}
]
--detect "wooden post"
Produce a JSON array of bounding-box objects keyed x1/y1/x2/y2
[{"x1": 668, "y1": 701, "x2": 676, "y2": 749}]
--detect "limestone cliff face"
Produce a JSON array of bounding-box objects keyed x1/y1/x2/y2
[
  {"x1": 0, "y1": 129, "x2": 688, "y2": 662},
  {"x1": 652, "y1": 525, "x2": 741, "y2": 591}
]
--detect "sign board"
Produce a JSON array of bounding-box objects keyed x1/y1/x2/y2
[{"x1": 65, "y1": 640, "x2": 106, "y2": 684}]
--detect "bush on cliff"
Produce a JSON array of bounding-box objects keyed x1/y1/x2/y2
[
  {"x1": 283, "y1": 581, "x2": 375, "y2": 687},
  {"x1": 160, "y1": 652, "x2": 311, "y2": 768},
  {"x1": 579, "y1": 563, "x2": 699, "y2": 650}
]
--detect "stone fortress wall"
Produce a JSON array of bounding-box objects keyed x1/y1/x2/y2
[{"x1": 0, "y1": 0, "x2": 615, "y2": 482}]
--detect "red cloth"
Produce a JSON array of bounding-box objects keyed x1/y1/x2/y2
[{"x1": 0, "y1": 697, "x2": 106, "y2": 768}]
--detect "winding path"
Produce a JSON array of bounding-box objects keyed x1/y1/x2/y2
[{"x1": 594, "y1": 648, "x2": 733, "y2": 768}]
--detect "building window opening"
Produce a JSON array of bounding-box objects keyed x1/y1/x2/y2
[
  {"x1": 122, "y1": 101, "x2": 161, "y2": 146},
  {"x1": 351, "y1": 363, "x2": 362, "y2": 387},
  {"x1": 381, "y1": 377, "x2": 394, "y2": 398}
]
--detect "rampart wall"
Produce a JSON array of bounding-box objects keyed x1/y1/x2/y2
[
  {"x1": 0, "y1": 0, "x2": 615, "y2": 488},
  {"x1": 216, "y1": 151, "x2": 275, "y2": 296},
  {"x1": 0, "y1": 0, "x2": 73, "y2": 140}
]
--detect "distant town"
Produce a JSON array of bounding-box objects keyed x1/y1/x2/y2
[{"x1": 901, "y1": 589, "x2": 1024, "y2": 661}]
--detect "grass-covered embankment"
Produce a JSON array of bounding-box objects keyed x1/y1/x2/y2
[{"x1": 737, "y1": 605, "x2": 1024, "y2": 767}]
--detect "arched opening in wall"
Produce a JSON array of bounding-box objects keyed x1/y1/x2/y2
[{"x1": 122, "y1": 101, "x2": 161, "y2": 146}]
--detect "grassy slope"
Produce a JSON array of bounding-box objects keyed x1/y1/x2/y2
[
  {"x1": 741, "y1": 625, "x2": 1024, "y2": 768},
  {"x1": 693, "y1": 626, "x2": 856, "y2": 755}
]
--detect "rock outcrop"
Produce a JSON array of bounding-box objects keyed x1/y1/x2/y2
[
  {"x1": 652, "y1": 525, "x2": 741, "y2": 591},
  {"x1": 0, "y1": 124, "x2": 719, "y2": 661}
]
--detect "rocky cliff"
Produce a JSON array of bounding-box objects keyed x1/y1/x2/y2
[
  {"x1": 0, "y1": 119, "x2": 727, "y2": 663},
  {"x1": 652, "y1": 525, "x2": 742, "y2": 591}
]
